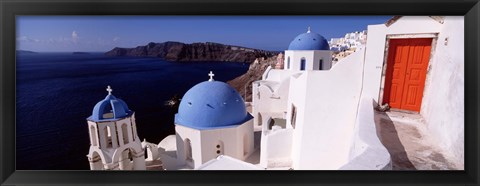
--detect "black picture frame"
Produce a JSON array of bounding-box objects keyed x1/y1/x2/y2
[{"x1": 1, "y1": 0, "x2": 478, "y2": 185}]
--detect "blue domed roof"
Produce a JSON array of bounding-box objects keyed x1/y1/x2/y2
[
  {"x1": 88, "y1": 86, "x2": 132, "y2": 122},
  {"x1": 175, "y1": 79, "x2": 253, "y2": 130},
  {"x1": 288, "y1": 28, "x2": 330, "y2": 50}
]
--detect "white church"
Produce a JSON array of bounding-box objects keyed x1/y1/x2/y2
[{"x1": 86, "y1": 16, "x2": 464, "y2": 170}]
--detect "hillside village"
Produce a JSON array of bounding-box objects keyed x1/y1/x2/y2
[
  {"x1": 85, "y1": 16, "x2": 463, "y2": 170},
  {"x1": 329, "y1": 30, "x2": 367, "y2": 63}
]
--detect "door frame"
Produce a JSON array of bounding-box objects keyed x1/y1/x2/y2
[{"x1": 378, "y1": 33, "x2": 438, "y2": 112}]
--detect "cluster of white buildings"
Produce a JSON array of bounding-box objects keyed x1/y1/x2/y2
[
  {"x1": 85, "y1": 16, "x2": 464, "y2": 170},
  {"x1": 329, "y1": 30, "x2": 367, "y2": 52}
]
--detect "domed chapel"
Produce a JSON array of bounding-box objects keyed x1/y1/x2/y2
[{"x1": 174, "y1": 71, "x2": 255, "y2": 168}]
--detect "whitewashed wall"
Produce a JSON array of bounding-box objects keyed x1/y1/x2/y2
[
  {"x1": 252, "y1": 70, "x2": 300, "y2": 126},
  {"x1": 288, "y1": 47, "x2": 364, "y2": 169},
  {"x1": 175, "y1": 125, "x2": 202, "y2": 168},
  {"x1": 259, "y1": 128, "x2": 293, "y2": 168},
  {"x1": 158, "y1": 135, "x2": 178, "y2": 170},
  {"x1": 286, "y1": 72, "x2": 308, "y2": 168},
  {"x1": 419, "y1": 17, "x2": 464, "y2": 166},
  {"x1": 175, "y1": 120, "x2": 254, "y2": 169},
  {"x1": 340, "y1": 98, "x2": 391, "y2": 170},
  {"x1": 199, "y1": 121, "x2": 254, "y2": 162}
]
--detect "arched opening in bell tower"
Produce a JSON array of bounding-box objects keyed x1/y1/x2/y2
[
  {"x1": 90, "y1": 151, "x2": 104, "y2": 170},
  {"x1": 121, "y1": 123, "x2": 129, "y2": 144},
  {"x1": 90, "y1": 126, "x2": 98, "y2": 146}
]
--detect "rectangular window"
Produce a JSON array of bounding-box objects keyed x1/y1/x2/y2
[
  {"x1": 319, "y1": 59, "x2": 323, "y2": 70},
  {"x1": 290, "y1": 104, "x2": 297, "y2": 129},
  {"x1": 300, "y1": 58, "x2": 306, "y2": 70},
  {"x1": 287, "y1": 57, "x2": 290, "y2": 69}
]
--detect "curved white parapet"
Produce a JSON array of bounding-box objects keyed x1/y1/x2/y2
[
  {"x1": 340, "y1": 97, "x2": 392, "y2": 170},
  {"x1": 262, "y1": 65, "x2": 273, "y2": 80},
  {"x1": 158, "y1": 135, "x2": 177, "y2": 152},
  {"x1": 157, "y1": 135, "x2": 178, "y2": 170}
]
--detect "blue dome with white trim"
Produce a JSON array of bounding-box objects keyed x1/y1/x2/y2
[
  {"x1": 88, "y1": 86, "x2": 132, "y2": 122},
  {"x1": 288, "y1": 27, "x2": 330, "y2": 50},
  {"x1": 175, "y1": 75, "x2": 252, "y2": 130}
]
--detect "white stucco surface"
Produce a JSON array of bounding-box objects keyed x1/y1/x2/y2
[
  {"x1": 259, "y1": 128, "x2": 293, "y2": 168},
  {"x1": 340, "y1": 98, "x2": 391, "y2": 170},
  {"x1": 196, "y1": 155, "x2": 263, "y2": 170},
  {"x1": 419, "y1": 17, "x2": 464, "y2": 165},
  {"x1": 252, "y1": 70, "x2": 300, "y2": 127},
  {"x1": 175, "y1": 120, "x2": 254, "y2": 169},
  {"x1": 157, "y1": 135, "x2": 178, "y2": 170},
  {"x1": 288, "y1": 47, "x2": 364, "y2": 169},
  {"x1": 158, "y1": 135, "x2": 177, "y2": 152}
]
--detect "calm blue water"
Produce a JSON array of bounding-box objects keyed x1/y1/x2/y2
[{"x1": 16, "y1": 53, "x2": 249, "y2": 170}]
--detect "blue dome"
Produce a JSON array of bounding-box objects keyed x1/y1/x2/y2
[
  {"x1": 288, "y1": 29, "x2": 330, "y2": 50},
  {"x1": 88, "y1": 93, "x2": 132, "y2": 122},
  {"x1": 175, "y1": 80, "x2": 253, "y2": 130}
]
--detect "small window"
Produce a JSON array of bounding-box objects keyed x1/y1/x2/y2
[
  {"x1": 185, "y1": 139, "x2": 193, "y2": 161},
  {"x1": 291, "y1": 105, "x2": 297, "y2": 129},
  {"x1": 287, "y1": 57, "x2": 290, "y2": 69},
  {"x1": 319, "y1": 59, "x2": 323, "y2": 70},
  {"x1": 300, "y1": 58, "x2": 306, "y2": 71},
  {"x1": 216, "y1": 141, "x2": 224, "y2": 155},
  {"x1": 243, "y1": 134, "x2": 249, "y2": 156}
]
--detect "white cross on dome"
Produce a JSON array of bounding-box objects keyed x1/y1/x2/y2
[
  {"x1": 106, "y1": 85, "x2": 113, "y2": 95},
  {"x1": 208, "y1": 71, "x2": 215, "y2": 81}
]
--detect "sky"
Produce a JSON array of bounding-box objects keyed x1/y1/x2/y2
[{"x1": 16, "y1": 16, "x2": 392, "y2": 52}]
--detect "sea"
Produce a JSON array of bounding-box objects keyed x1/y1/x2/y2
[{"x1": 15, "y1": 52, "x2": 249, "y2": 170}]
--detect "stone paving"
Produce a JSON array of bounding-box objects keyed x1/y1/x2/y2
[{"x1": 374, "y1": 110, "x2": 462, "y2": 170}]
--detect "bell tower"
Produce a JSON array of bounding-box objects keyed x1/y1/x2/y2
[
  {"x1": 86, "y1": 86, "x2": 146, "y2": 170},
  {"x1": 284, "y1": 27, "x2": 332, "y2": 71}
]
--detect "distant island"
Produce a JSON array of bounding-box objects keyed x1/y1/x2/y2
[
  {"x1": 16, "y1": 50, "x2": 37, "y2": 54},
  {"x1": 105, "y1": 41, "x2": 279, "y2": 63},
  {"x1": 72, "y1": 52, "x2": 91, "y2": 55}
]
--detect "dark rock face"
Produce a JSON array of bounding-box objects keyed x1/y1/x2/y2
[
  {"x1": 227, "y1": 55, "x2": 278, "y2": 102},
  {"x1": 105, "y1": 41, "x2": 279, "y2": 63}
]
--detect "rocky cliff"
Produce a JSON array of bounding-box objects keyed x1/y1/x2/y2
[
  {"x1": 227, "y1": 55, "x2": 279, "y2": 102},
  {"x1": 105, "y1": 41, "x2": 278, "y2": 63}
]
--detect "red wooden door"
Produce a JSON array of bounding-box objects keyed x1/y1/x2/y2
[{"x1": 383, "y1": 38, "x2": 432, "y2": 112}]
